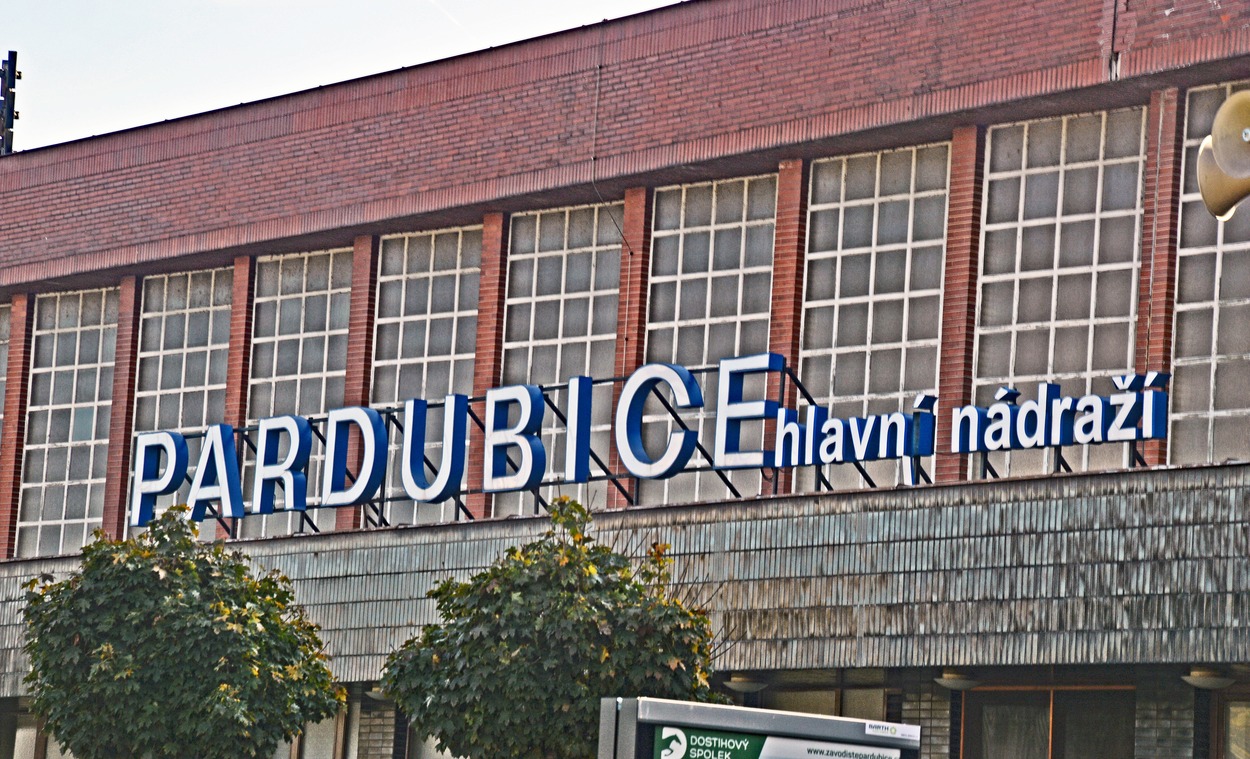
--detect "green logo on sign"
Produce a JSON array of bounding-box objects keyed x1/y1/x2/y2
[{"x1": 659, "y1": 727, "x2": 688, "y2": 759}]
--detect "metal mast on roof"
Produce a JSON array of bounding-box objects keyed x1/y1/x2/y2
[{"x1": 1, "y1": 51, "x2": 19, "y2": 156}]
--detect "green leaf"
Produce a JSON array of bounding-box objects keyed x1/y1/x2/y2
[
  {"x1": 381, "y1": 496, "x2": 724, "y2": 759},
  {"x1": 22, "y1": 507, "x2": 344, "y2": 759}
]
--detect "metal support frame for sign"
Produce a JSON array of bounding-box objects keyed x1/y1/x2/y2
[
  {"x1": 980, "y1": 452, "x2": 1000, "y2": 479},
  {"x1": 129, "y1": 354, "x2": 957, "y2": 531},
  {"x1": 780, "y1": 367, "x2": 886, "y2": 491},
  {"x1": 1052, "y1": 448, "x2": 1072, "y2": 473},
  {"x1": 128, "y1": 428, "x2": 241, "y2": 538},
  {"x1": 647, "y1": 372, "x2": 742, "y2": 499},
  {"x1": 539, "y1": 380, "x2": 634, "y2": 506},
  {"x1": 463, "y1": 403, "x2": 551, "y2": 515},
  {"x1": 598, "y1": 697, "x2": 921, "y2": 759},
  {"x1": 1128, "y1": 440, "x2": 1148, "y2": 468},
  {"x1": 781, "y1": 367, "x2": 835, "y2": 492},
  {"x1": 374, "y1": 400, "x2": 473, "y2": 522}
]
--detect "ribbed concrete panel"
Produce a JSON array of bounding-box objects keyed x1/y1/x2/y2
[{"x1": 0, "y1": 464, "x2": 1246, "y2": 694}]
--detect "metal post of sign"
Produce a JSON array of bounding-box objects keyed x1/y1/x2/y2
[
  {"x1": 1052, "y1": 448, "x2": 1072, "y2": 473},
  {"x1": 599, "y1": 697, "x2": 921, "y2": 759},
  {"x1": 648, "y1": 375, "x2": 743, "y2": 498}
]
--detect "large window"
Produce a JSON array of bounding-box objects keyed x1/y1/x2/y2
[
  {"x1": 973, "y1": 108, "x2": 1145, "y2": 476},
  {"x1": 132, "y1": 269, "x2": 232, "y2": 528},
  {"x1": 1224, "y1": 696, "x2": 1250, "y2": 759},
  {"x1": 642, "y1": 175, "x2": 777, "y2": 505},
  {"x1": 1171, "y1": 82, "x2": 1250, "y2": 465},
  {"x1": 244, "y1": 249, "x2": 351, "y2": 538},
  {"x1": 797, "y1": 144, "x2": 949, "y2": 491},
  {"x1": 497, "y1": 203, "x2": 622, "y2": 516},
  {"x1": 18, "y1": 289, "x2": 118, "y2": 557},
  {"x1": 962, "y1": 689, "x2": 1134, "y2": 759},
  {"x1": 371, "y1": 226, "x2": 481, "y2": 525}
]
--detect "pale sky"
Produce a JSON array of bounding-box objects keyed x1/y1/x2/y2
[{"x1": 4, "y1": 0, "x2": 681, "y2": 152}]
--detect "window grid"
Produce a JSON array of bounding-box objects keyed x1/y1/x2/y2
[
  {"x1": 796, "y1": 143, "x2": 950, "y2": 492},
  {"x1": 131, "y1": 269, "x2": 233, "y2": 529},
  {"x1": 244, "y1": 249, "x2": 352, "y2": 538},
  {"x1": 1171, "y1": 81, "x2": 1250, "y2": 465},
  {"x1": 641, "y1": 175, "x2": 777, "y2": 505},
  {"x1": 18, "y1": 289, "x2": 119, "y2": 557},
  {"x1": 496, "y1": 203, "x2": 623, "y2": 516},
  {"x1": 973, "y1": 108, "x2": 1146, "y2": 476},
  {"x1": 371, "y1": 226, "x2": 481, "y2": 526}
]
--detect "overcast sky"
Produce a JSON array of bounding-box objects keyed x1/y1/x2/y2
[{"x1": 4, "y1": 0, "x2": 681, "y2": 152}]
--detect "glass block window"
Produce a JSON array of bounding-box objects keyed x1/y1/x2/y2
[
  {"x1": 1171, "y1": 82, "x2": 1250, "y2": 465},
  {"x1": 797, "y1": 144, "x2": 949, "y2": 491},
  {"x1": 18, "y1": 289, "x2": 118, "y2": 557},
  {"x1": 974, "y1": 108, "x2": 1145, "y2": 476},
  {"x1": 132, "y1": 269, "x2": 233, "y2": 528},
  {"x1": 371, "y1": 226, "x2": 481, "y2": 525},
  {"x1": 243, "y1": 249, "x2": 351, "y2": 538},
  {"x1": 496, "y1": 203, "x2": 623, "y2": 516},
  {"x1": 641, "y1": 175, "x2": 777, "y2": 505}
]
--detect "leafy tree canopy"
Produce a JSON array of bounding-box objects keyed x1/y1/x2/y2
[
  {"x1": 23, "y1": 508, "x2": 343, "y2": 759},
  {"x1": 383, "y1": 497, "x2": 721, "y2": 759}
]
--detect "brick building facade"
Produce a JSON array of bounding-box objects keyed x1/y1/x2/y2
[{"x1": 1, "y1": 0, "x2": 1250, "y2": 756}]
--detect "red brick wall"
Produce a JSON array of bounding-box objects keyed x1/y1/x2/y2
[
  {"x1": 1134, "y1": 87, "x2": 1184, "y2": 466},
  {"x1": 607, "y1": 187, "x2": 652, "y2": 509},
  {"x1": 3, "y1": 0, "x2": 1244, "y2": 291},
  {"x1": 102, "y1": 276, "x2": 142, "y2": 539},
  {"x1": 935, "y1": 126, "x2": 987, "y2": 483},
  {"x1": 0, "y1": 295, "x2": 33, "y2": 557},
  {"x1": 1116, "y1": 0, "x2": 1250, "y2": 77},
  {"x1": 218, "y1": 255, "x2": 255, "y2": 538},
  {"x1": 766, "y1": 159, "x2": 810, "y2": 495},
  {"x1": 467, "y1": 213, "x2": 508, "y2": 518},
  {"x1": 337, "y1": 235, "x2": 381, "y2": 531},
  {"x1": 224, "y1": 256, "x2": 255, "y2": 429}
]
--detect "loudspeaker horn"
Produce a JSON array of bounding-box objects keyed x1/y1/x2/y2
[
  {"x1": 1198, "y1": 135, "x2": 1250, "y2": 221},
  {"x1": 1211, "y1": 90, "x2": 1250, "y2": 178}
]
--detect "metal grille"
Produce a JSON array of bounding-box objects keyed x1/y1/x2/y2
[
  {"x1": 1171, "y1": 81, "x2": 1250, "y2": 465},
  {"x1": 497, "y1": 203, "x2": 622, "y2": 515},
  {"x1": 798, "y1": 144, "x2": 949, "y2": 491},
  {"x1": 371, "y1": 226, "x2": 481, "y2": 525},
  {"x1": 244, "y1": 249, "x2": 352, "y2": 537},
  {"x1": 973, "y1": 108, "x2": 1145, "y2": 476},
  {"x1": 132, "y1": 268, "x2": 232, "y2": 528},
  {"x1": 642, "y1": 175, "x2": 777, "y2": 505},
  {"x1": 17, "y1": 289, "x2": 118, "y2": 557}
]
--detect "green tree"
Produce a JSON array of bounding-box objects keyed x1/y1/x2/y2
[
  {"x1": 383, "y1": 497, "x2": 720, "y2": 759},
  {"x1": 23, "y1": 508, "x2": 343, "y2": 759}
]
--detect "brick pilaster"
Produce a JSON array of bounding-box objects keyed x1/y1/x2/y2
[
  {"x1": 766, "y1": 159, "x2": 810, "y2": 495},
  {"x1": 1135, "y1": 87, "x2": 1184, "y2": 467},
  {"x1": 467, "y1": 213, "x2": 508, "y2": 519},
  {"x1": 219, "y1": 255, "x2": 256, "y2": 538},
  {"x1": 935, "y1": 126, "x2": 987, "y2": 483},
  {"x1": 225, "y1": 255, "x2": 256, "y2": 429},
  {"x1": 607, "y1": 187, "x2": 653, "y2": 509},
  {"x1": 0, "y1": 295, "x2": 34, "y2": 558},
  {"x1": 337, "y1": 235, "x2": 381, "y2": 531},
  {"x1": 102, "y1": 276, "x2": 143, "y2": 539}
]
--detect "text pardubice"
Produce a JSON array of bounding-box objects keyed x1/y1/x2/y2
[{"x1": 129, "y1": 353, "x2": 1169, "y2": 525}]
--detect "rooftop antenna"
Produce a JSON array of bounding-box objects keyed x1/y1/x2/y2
[{"x1": 1, "y1": 51, "x2": 20, "y2": 156}]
